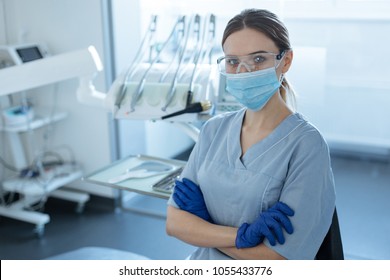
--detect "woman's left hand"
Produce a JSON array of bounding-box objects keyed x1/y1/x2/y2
[{"x1": 173, "y1": 178, "x2": 213, "y2": 222}]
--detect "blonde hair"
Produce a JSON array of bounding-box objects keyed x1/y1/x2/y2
[{"x1": 281, "y1": 77, "x2": 296, "y2": 111}]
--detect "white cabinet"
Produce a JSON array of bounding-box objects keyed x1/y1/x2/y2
[{"x1": 0, "y1": 111, "x2": 89, "y2": 237}]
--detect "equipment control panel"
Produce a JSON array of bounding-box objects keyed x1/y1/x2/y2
[{"x1": 0, "y1": 43, "x2": 48, "y2": 69}]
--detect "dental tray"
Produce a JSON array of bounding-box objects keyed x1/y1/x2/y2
[
  {"x1": 152, "y1": 167, "x2": 183, "y2": 194},
  {"x1": 83, "y1": 154, "x2": 186, "y2": 199}
]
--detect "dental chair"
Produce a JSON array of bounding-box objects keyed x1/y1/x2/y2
[
  {"x1": 46, "y1": 246, "x2": 150, "y2": 260},
  {"x1": 315, "y1": 209, "x2": 344, "y2": 260}
]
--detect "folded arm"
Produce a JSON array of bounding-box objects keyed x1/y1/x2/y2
[
  {"x1": 166, "y1": 205, "x2": 285, "y2": 260},
  {"x1": 166, "y1": 205, "x2": 236, "y2": 248}
]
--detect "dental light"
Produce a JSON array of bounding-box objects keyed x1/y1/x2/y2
[{"x1": 0, "y1": 46, "x2": 105, "y2": 103}]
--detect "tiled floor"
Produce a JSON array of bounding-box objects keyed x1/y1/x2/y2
[{"x1": 0, "y1": 155, "x2": 389, "y2": 260}]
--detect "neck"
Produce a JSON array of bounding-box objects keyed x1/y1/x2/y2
[{"x1": 243, "y1": 92, "x2": 292, "y2": 131}]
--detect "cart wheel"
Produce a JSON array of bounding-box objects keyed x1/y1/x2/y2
[
  {"x1": 75, "y1": 203, "x2": 85, "y2": 214},
  {"x1": 34, "y1": 224, "x2": 45, "y2": 238}
]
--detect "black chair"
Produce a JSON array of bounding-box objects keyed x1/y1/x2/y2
[{"x1": 315, "y1": 208, "x2": 344, "y2": 260}]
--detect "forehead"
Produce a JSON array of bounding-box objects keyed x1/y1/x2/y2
[{"x1": 223, "y1": 28, "x2": 278, "y2": 56}]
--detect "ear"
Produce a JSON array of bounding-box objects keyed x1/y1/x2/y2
[{"x1": 281, "y1": 50, "x2": 293, "y2": 74}]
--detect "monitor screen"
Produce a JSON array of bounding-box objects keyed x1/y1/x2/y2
[{"x1": 16, "y1": 46, "x2": 43, "y2": 63}]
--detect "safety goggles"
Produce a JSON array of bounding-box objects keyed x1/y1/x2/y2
[{"x1": 217, "y1": 50, "x2": 286, "y2": 74}]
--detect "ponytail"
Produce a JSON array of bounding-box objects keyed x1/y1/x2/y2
[{"x1": 280, "y1": 77, "x2": 297, "y2": 111}]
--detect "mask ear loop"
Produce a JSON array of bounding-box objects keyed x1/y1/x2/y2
[
  {"x1": 280, "y1": 74, "x2": 288, "y2": 96},
  {"x1": 275, "y1": 50, "x2": 287, "y2": 87}
]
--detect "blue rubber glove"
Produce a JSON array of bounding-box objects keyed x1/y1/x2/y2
[
  {"x1": 236, "y1": 202, "x2": 294, "y2": 248},
  {"x1": 172, "y1": 178, "x2": 212, "y2": 222}
]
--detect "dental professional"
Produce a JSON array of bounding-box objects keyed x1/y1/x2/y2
[{"x1": 166, "y1": 9, "x2": 336, "y2": 260}]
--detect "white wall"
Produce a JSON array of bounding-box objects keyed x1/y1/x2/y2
[
  {"x1": 1, "y1": 0, "x2": 114, "y2": 196},
  {"x1": 0, "y1": 0, "x2": 6, "y2": 44},
  {"x1": 286, "y1": 17, "x2": 390, "y2": 158}
]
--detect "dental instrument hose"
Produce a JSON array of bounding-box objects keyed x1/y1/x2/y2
[{"x1": 161, "y1": 101, "x2": 212, "y2": 120}]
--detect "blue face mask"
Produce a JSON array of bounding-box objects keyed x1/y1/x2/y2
[{"x1": 225, "y1": 67, "x2": 281, "y2": 111}]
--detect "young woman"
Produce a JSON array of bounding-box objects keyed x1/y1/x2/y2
[{"x1": 166, "y1": 8, "x2": 336, "y2": 260}]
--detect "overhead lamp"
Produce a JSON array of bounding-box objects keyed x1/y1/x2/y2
[{"x1": 0, "y1": 46, "x2": 105, "y2": 106}]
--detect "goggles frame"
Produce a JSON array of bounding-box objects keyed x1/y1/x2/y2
[{"x1": 217, "y1": 50, "x2": 286, "y2": 74}]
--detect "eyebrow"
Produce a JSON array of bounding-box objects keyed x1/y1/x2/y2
[
  {"x1": 225, "y1": 50, "x2": 274, "y2": 57},
  {"x1": 248, "y1": 50, "x2": 269, "y2": 55}
]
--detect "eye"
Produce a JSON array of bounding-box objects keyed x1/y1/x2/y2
[
  {"x1": 253, "y1": 55, "x2": 266, "y2": 64},
  {"x1": 226, "y1": 57, "x2": 239, "y2": 66}
]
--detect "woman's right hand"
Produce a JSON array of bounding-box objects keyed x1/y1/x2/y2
[{"x1": 236, "y1": 202, "x2": 294, "y2": 248}]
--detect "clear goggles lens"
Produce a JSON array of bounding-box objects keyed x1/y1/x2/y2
[{"x1": 217, "y1": 51, "x2": 285, "y2": 74}]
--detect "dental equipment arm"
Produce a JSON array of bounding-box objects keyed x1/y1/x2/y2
[
  {"x1": 114, "y1": 15, "x2": 158, "y2": 114},
  {"x1": 0, "y1": 44, "x2": 212, "y2": 124},
  {"x1": 0, "y1": 46, "x2": 105, "y2": 108},
  {"x1": 185, "y1": 14, "x2": 215, "y2": 107},
  {"x1": 130, "y1": 16, "x2": 186, "y2": 112}
]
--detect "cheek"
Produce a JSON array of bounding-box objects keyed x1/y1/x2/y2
[
  {"x1": 276, "y1": 68, "x2": 284, "y2": 79},
  {"x1": 275, "y1": 67, "x2": 285, "y2": 82}
]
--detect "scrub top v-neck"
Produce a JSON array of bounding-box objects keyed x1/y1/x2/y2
[{"x1": 168, "y1": 108, "x2": 336, "y2": 260}]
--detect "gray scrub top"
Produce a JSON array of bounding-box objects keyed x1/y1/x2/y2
[{"x1": 168, "y1": 108, "x2": 336, "y2": 260}]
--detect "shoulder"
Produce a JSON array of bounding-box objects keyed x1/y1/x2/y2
[
  {"x1": 200, "y1": 109, "x2": 244, "y2": 136},
  {"x1": 291, "y1": 113, "x2": 327, "y2": 145},
  {"x1": 286, "y1": 113, "x2": 330, "y2": 158},
  {"x1": 204, "y1": 109, "x2": 243, "y2": 128}
]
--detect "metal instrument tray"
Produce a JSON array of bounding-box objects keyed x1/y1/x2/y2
[{"x1": 83, "y1": 154, "x2": 185, "y2": 199}]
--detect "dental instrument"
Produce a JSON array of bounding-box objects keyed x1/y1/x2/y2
[
  {"x1": 108, "y1": 161, "x2": 176, "y2": 184},
  {"x1": 114, "y1": 15, "x2": 157, "y2": 115},
  {"x1": 161, "y1": 100, "x2": 212, "y2": 120},
  {"x1": 129, "y1": 16, "x2": 186, "y2": 112},
  {"x1": 161, "y1": 15, "x2": 196, "y2": 111},
  {"x1": 185, "y1": 14, "x2": 216, "y2": 107}
]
